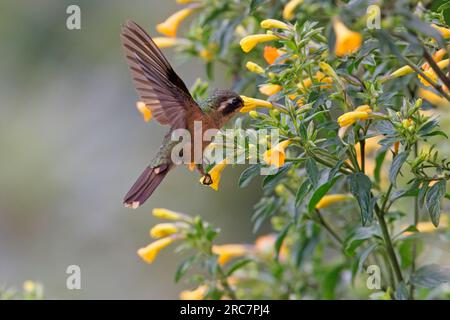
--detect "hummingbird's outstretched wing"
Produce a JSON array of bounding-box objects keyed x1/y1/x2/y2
[{"x1": 121, "y1": 20, "x2": 201, "y2": 129}]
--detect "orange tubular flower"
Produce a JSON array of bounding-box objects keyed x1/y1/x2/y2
[
  {"x1": 422, "y1": 48, "x2": 447, "y2": 70},
  {"x1": 333, "y1": 19, "x2": 362, "y2": 57},
  {"x1": 263, "y1": 140, "x2": 292, "y2": 168},
  {"x1": 263, "y1": 46, "x2": 285, "y2": 64},
  {"x1": 156, "y1": 8, "x2": 193, "y2": 37}
]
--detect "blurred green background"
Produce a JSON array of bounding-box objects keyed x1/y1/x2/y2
[{"x1": 0, "y1": 0, "x2": 261, "y2": 299}]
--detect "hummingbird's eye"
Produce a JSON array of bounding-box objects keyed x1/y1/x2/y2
[{"x1": 231, "y1": 98, "x2": 241, "y2": 107}]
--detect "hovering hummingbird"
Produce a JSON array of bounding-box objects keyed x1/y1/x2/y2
[{"x1": 121, "y1": 21, "x2": 244, "y2": 208}]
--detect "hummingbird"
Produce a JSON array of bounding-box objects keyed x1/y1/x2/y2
[{"x1": 120, "y1": 20, "x2": 244, "y2": 208}]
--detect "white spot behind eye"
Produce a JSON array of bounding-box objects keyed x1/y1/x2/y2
[{"x1": 218, "y1": 98, "x2": 234, "y2": 111}]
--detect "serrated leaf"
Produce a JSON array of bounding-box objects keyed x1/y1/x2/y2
[
  {"x1": 410, "y1": 264, "x2": 450, "y2": 288},
  {"x1": 389, "y1": 151, "x2": 409, "y2": 187},
  {"x1": 348, "y1": 173, "x2": 374, "y2": 226},
  {"x1": 238, "y1": 164, "x2": 261, "y2": 188},
  {"x1": 425, "y1": 180, "x2": 446, "y2": 227}
]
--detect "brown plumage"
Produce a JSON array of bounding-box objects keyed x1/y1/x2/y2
[{"x1": 120, "y1": 20, "x2": 243, "y2": 208}]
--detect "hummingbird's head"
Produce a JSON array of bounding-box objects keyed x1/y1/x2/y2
[{"x1": 208, "y1": 89, "x2": 244, "y2": 116}]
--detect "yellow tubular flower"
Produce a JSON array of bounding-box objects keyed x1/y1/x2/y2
[
  {"x1": 176, "y1": 0, "x2": 199, "y2": 4},
  {"x1": 263, "y1": 140, "x2": 292, "y2": 168},
  {"x1": 246, "y1": 61, "x2": 265, "y2": 74},
  {"x1": 283, "y1": 0, "x2": 304, "y2": 20},
  {"x1": 156, "y1": 8, "x2": 193, "y2": 37},
  {"x1": 180, "y1": 285, "x2": 208, "y2": 300},
  {"x1": 240, "y1": 34, "x2": 279, "y2": 53},
  {"x1": 389, "y1": 58, "x2": 450, "y2": 80},
  {"x1": 337, "y1": 105, "x2": 372, "y2": 127},
  {"x1": 152, "y1": 37, "x2": 179, "y2": 48},
  {"x1": 136, "y1": 101, "x2": 152, "y2": 122},
  {"x1": 150, "y1": 223, "x2": 179, "y2": 238},
  {"x1": 431, "y1": 24, "x2": 450, "y2": 39},
  {"x1": 389, "y1": 65, "x2": 414, "y2": 79},
  {"x1": 316, "y1": 71, "x2": 333, "y2": 89},
  {"x1": 260, "y1": 19, "x2": 290, "y2": 30},
  {"x1": 333, "y1": 19, "x2": 362, "y2": 57},
  {"x1": 200, "y1": 159, "x2": 227, "y2": 191},
  {"x1": 212, "y1": 244, "x2": 248, "y2": 265},
  {"x1": 418, "y1": 69, "x2": 438, "y2": 87},
  {"x1": 418, "y1": 88, "x2": 450, "y2": 107},
  {"x1": 315, "y1": 194, "x2": 352, "y2": 209},
  {"x1": 137, "y1": 237, "x2": 174, "y2": 264},
  {"x1": 240, "y1": 95, "x2": 273, "y2": 113},
  {"x1": 259, "y1": 83, "x2": 282, "y2": 96},
  {"x1": 152, "y1": 208, "x2": 185, "y2": 221}
]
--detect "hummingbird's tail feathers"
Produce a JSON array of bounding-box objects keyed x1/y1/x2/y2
[{"x1": 123, "y1": 164, "x2": 170, "y2": 209}]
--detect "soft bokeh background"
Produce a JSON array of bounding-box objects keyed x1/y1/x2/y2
[{"x1": 0, "y1": 0, "x2": 262, "y2": 299}]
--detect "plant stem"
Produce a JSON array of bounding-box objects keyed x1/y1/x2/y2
[
  {"x1": 217, "y1": 267, "x2": 237, "y2": 300},
  {"x1": 374, "y1": 204, "x2": 404, "y2": 285},
  {"x1": 410, "y1": 142, "x2": 419, "y2": 299},
  {"x1": 315, "y1": 209, "x2": 343, "y2": 245},
  {"x1": 360, "y1": 138, "x2": 366, "y2": 173}
]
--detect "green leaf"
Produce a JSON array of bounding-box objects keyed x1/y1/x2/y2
[
  {"x1": 175, "y1": 256, "x2": 196, "y2": 283},
  {"x1": 262, "y1": 163, "x2": 292, "y2": 190},
  {"x1": 409, "y1": 264, "x2": 450, "y2": 288},
  {"x1": 374, "y1": 150, "x2": 387, "y2": 184},
  {"x1": 351, "y1": 243, "x2": 378, "y2": 281},
  {"x1": 275, "y1": 222, "x2": 292, "y2": 261},
  {"x1": 295, "y1": 179, "x2": 311, "y2": 208},
  {"x1": 395, "y1": 282, "x2": 409, "y2": 300},
  {"x1": 308, "y1": 175, "x2": 341, "y2": 212},
  {"x1": 418, "y1": 180, "x2": 429, "y2": 208},
  {"x1": 306, "y1": 158, "x2": 319, "y2": 187},
  {"x1": 345, "y1": 225, "x2": 379, "y2": 256},
  {"x1": 389, "y1": 151, "x2": 409, "y2": 187},
  {"x1": 322, "y1": 264, "x2": 344, "y2": 299},
  {"x1": 238, "y1": 164, "x2": 261, "y2": 188},
  {"x1": 348, "y1": 173, "x2": 374, "y2": 226},
  {"x1": 226, "y1": 258, "x2": 253, "y2": 277},
  {"x1": 425, "y1": 180, "x2": 446, "y2": 227}
]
